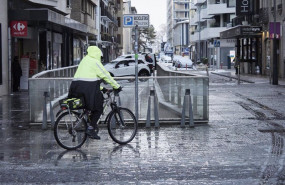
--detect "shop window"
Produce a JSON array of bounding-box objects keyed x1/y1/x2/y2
[{"x1": 0, "y1": 23, "x2": 2, "y2": 84}]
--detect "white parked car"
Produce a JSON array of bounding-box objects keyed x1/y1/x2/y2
[
  {"x1": 111, "y1": 54, "x2": 146, "y2": 63},
  {"x1": 104, "y1": 59, "x2": 151, "y2": 77},
  {"x1": 160, "y1": 55, "x2": 172, "y2": 63},
  {"x1": 173, "y1": 56, "x2": 193, "y2": 68}
]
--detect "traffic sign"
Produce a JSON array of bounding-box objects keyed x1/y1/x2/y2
[{"x1": 123, "y1": 14, "x2": 149, "y2": 28}]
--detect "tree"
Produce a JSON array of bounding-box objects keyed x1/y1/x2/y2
[{"x1": 138, "y1": 24, "x2": 156, "y2": 52}]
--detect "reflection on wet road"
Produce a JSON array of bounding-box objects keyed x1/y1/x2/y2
[{"x1": 0, "y1": 74, "x2": 285, "y2": 184}]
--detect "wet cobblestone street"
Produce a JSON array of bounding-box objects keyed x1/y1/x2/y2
[{"x1": 0, "y1": 72, "x2": 285, "y2": 184}]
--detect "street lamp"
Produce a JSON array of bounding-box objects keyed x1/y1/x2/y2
[
  {"x1": 272, "y1": 0, "x2": 278, "y2": 85},
  {"x1": 197, "y1": 4, "x2": 201, "y2": 65},
  {"x1": 189, "y1": 1, "x2": 201, "y2": 65}
]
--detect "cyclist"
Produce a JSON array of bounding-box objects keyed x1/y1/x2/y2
[{"x1": 68, "y1": 44, "x2": 121, "y2": 140}]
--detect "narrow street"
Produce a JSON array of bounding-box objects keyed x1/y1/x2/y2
[{"x1": 0, "y1": 72, "x2": 284, "y2": 184}]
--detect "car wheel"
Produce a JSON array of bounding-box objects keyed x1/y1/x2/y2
[{"x1": 138, "y1": 70, "x2": 149, "y2": 82}]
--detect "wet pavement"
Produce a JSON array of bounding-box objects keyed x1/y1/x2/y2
[{"x1": 1, "y1": 70, "x2": 285, "y2": 184}]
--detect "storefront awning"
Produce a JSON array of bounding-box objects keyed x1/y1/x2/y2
[
  {"x1": 9, "y1": 9, "x2": 97, "y2": 36},
  {"x1": 220, "y1": 25, "x2": 262, "y2": 39}
]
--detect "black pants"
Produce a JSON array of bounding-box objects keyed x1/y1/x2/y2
[
  {"x1": 90, "y1": 109, "x2": 103, "y2": 128},
  {"x1": 235, "y1": 67, "x2": 238, "y2": 74}
]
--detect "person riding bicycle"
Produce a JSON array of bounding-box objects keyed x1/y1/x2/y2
[{"x1": 68, "y1": 44, "x2": 121, "y2": 140}]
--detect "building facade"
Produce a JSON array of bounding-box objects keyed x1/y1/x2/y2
[
  {"x1": 189, "y1": 0, "x2": 236, "y2": 67},
  {"x1": 0, "y1": 0, "x2": 124, "y2": 96},
  {"x1": 167, "y1": 0, "x2": 190, "y2": 55},
  {"x1": 220, "y1": 0, "x2": 285, "y2": 79},
  {"x1": 0, "y1": 0, "x2": 9, "y2": 95},
  {"x1": 259, "y1": 0, "x2": 285, "y2": 79},
  {"x1": 99, "y1": 0, "x2": 121, "y2": 63},
  {"x1": 122, "y1": 0, "x2": 135, "y2": 55}
]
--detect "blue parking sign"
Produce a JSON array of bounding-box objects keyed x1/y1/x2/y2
[{"x1": 124, "y1": 16, "x2": 133, "y2": 26}]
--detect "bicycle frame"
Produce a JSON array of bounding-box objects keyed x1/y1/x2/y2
[{"x1": 55, "y1": 91, "x2": 121, "y2": 130}]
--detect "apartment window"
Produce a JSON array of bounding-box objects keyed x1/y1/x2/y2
[
  {"x1": 66, "y1": 0, "x2": 71, "y2": 8},
  {"x1": 117, "y1": 34, "x2": 121, "y2": 44},
  {"x1": 227, "y1": 0, "x2": 235, "y2": 7},
  {"x1": 84, "y1": 0, "x2": 95, "y2": 20},
  {"x1": 185, "y1": 12, "x2": 189, "y2": 18},
  {"x1": 117, "y1": 17, "x2": 121, "y2": 27},
  {"x1": 185, "y1": 3, "x2": 189, "y2": 9},
  {"x1": 81, "y1": 0, "x2": 85, "y2": 12}
]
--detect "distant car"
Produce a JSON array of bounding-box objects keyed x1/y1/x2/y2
[
  {"x1": 173, "y1": 56, "x2": 193, "y2": 68},
  {"x1": 104, "y1": 59, "x2": 150, "y2": 77},
  {"x1": 160, "y1": 55, "x2": 172, "y2": 63}
]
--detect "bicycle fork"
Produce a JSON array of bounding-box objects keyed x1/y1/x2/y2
[{"x1": 110, "y1": 103, "x2": 126, "y2": 128}]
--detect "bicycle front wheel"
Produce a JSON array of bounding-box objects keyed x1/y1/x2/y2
[
  {"x1": 54, "y1": 111, "x2": 87, "y2": 150},
  {"x1": 107, "y1": 107, "x2": 138, "y2": 144}
]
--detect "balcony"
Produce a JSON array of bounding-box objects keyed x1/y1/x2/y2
[
  {"x1": 101, "y1": 32, "x2": 114, "y2": 42},
  {"x1": 190, "y1": 27, "x2": 227, "y2": 42},
  {"x1": 200, "y1": 8, "x2": 213, "y2": 19},
  {"x1": 174, "y1": 8, "x2": 190, "y2": 12},
  {"x1": 173, "y1": 0, "x2": 189, "y2": 4},
  {"x1": 193, "y1": 0, "x2": 206, "y2": 5},
  {"x1": 28, "y1": 0, "x2": 57, "y2": 7},
  {"x1": 207, "y1": 3, "x2": 235, "y2": 15},
  {"x1": 101, "y1": 9, "x2": 118, "y2": 26}
]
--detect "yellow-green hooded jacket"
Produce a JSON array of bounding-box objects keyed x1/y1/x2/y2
[
  {"x1": 68, "y1": 46, "x2": 120, "y2": 111},
  {"x1": 73, "y1": 46, "x2": 120, "y2": 89}
]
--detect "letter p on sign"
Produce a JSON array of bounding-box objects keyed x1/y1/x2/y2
[{"x1": 124, "y1": 16, "x2": 133, "y2": 26}]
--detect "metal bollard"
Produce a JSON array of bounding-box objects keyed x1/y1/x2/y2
[
  {"x1": 43, "y1": 91, "x2": 55, "y2": 129},
  {"x1": 238, "y1": 65, "x2": 240, "y2": 85},
  {"x1": 49, "y1": 98, "x2": 55, "y2": 128},
  {"x1": 180, "y1": 89, "x2": 194, "y2": 128},
  {"x1": 146, "y1": 90, "x2": 159, "y2": 128},
  {"x1": 42, "y1": 92, "x2": 49, "y2": 130}
]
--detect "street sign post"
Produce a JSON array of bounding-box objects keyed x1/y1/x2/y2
[{"x1": 123, "y1": 14, "x2": 149, "y2": 120}]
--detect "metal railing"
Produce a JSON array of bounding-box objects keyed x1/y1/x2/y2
[
  {"x1": 28, "y1": 63, "x2": 209, "y2": 126},
  {"x1": 32, "y1": 65, "x2": 78, "y2": 78}
]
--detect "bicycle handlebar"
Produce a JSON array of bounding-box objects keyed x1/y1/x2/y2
[{"x1": 105, "y1": 86, "x2": 123, "y2": 97}]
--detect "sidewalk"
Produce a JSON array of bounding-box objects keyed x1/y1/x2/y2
[
  {"x1": 210, "y1": 68, "x2": 285, "y2": 85},
  {"x1": 0, "y1": 73, "x2": 285, "y2": 184}
]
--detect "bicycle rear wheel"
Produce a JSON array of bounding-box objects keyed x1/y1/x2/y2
[
  {"x1": 107, "y1": 107, "x2": 138, "y2": 144},
  {"x1": 54, "y1": 111, "x2": 87, "y2": 150}
]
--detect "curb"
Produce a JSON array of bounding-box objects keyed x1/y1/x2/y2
[{"x1": 211, "y1": 72, "x2": 255, "y2": 83}]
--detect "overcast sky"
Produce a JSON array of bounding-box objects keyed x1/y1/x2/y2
[{"x1": 130, "y1": 0, "x2": 166, "y2": 32}]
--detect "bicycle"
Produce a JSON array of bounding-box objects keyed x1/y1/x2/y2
[{"x1": 54, "y1": 89, "x2": 138, "y2": 150}]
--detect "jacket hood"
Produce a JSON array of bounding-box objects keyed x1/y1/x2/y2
[{"x1": 87, "y1": 46, "x2": 102, "y2": 61}]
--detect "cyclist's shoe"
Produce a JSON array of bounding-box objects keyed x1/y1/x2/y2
[{"x1": 86, "y1": 128, "x2": 101, "y2": 140}]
